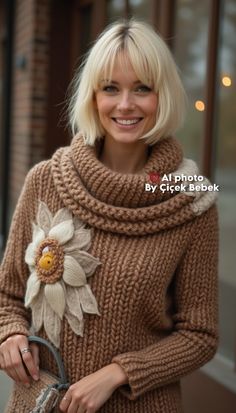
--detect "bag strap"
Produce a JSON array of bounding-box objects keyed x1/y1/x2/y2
[{"x1": 28, "y1": 335, "x2": 68, "y2": 385}]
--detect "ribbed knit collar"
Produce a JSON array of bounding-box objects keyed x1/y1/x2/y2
[
  {"x1": 51, "y1": 133, "x2": 216, "y2": 235},
  {"x1": 71, "y1": 133, "x2": 184, "y2": 208}
]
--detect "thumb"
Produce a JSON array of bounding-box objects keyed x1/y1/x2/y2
[{"x1": 30, "y1": 344, "x2": 40, "y2": 370}]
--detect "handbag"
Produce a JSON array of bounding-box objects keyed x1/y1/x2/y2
[{"x1": 6, "y1": 335, "x2": 70, "y2": 413}]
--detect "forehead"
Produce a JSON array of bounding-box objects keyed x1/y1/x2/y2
[
  {"x1": 101, "y1": 59, "x2": 139, "y2": 83},
  {"x1": 97, "y1": 51, "x2": 152, "y2": 86}
]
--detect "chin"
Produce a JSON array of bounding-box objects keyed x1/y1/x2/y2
[{"x1": 110, "y1": 133, "x2": 143, "y2": 144}]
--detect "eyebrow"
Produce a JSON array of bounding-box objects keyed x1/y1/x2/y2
[{"x1": 100, "y1": 79, "x2": 142, "y2": 85}]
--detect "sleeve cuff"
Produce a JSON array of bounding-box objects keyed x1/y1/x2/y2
[
  {"x1": 112, "y1": 353, "x2": 146, "y2": 400},
  {"x1": 0, "y1": 323, "x2": 30, "y2": 346}
]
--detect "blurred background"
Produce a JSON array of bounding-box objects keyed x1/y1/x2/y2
[{"x1": 0, "y1": 0, "x2": 235, "y2": 412}]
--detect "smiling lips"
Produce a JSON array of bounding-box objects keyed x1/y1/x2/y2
[{"x1": 112, "y1": 118, "x2": 143, "y2": 126}]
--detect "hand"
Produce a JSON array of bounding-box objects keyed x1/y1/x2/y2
[
  {"x1": 59, "y1": 363, "x2": 128, "y2": 413},
  {"x1": 0, "y1": 334, "x2": 39, "y2": 387}
]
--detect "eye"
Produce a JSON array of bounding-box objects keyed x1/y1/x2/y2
[
  {"x1": 102, "y1": 85, "x2": 118, "y2": 93},
  {"x1": 135, "y1": 85, "x2": 152, "y2": 93}
]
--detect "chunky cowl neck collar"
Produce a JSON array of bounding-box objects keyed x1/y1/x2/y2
[{"x1": 51, "y1": 133, "x2": 217, "y2": 235}]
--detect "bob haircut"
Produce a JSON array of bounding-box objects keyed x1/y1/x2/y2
[{"x1": 68, "y1": 19, "x2": 187, "y2": 146}]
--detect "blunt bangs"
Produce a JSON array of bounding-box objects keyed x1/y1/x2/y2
[{"x1": 68, "y1": 19, "x2": 187, "y2": 146}]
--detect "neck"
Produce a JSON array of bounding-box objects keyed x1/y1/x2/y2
[{"x1": 98, "y1": 137, "x2": 150, "y2": 174}]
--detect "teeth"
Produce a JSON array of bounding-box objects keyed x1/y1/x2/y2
[{"x1": 115, "y1": 119, "x2": 140, "y2": 125}]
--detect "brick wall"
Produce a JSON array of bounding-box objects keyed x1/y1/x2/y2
[
  {"x1": 0, "y1": 1, "x2": 4, "y2": 115},
  {"x1": 0, "y1": 1, "x2": 5, "y2": 169},
  {"x1": 9, "y1": 0, "x2": 50, "y2": 208}
]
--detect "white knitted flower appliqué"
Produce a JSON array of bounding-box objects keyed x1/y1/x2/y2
[{"x1": 24, "y1": 201, "x2": 101, "y2": 347}]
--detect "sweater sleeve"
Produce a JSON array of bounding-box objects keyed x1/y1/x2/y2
[
  {"x1": 112, "y1": 204, "x2": 219, "y2": 400},
  {"x1": 0, "y1": 166, "x2": 39, "y2": 344}
]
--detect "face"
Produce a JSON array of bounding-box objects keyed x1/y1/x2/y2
[{"x1": 94, "y1": 56, "x2": 158, "y2": 145}]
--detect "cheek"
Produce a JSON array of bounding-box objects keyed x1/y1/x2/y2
[
  {"x1": 95, "y1": 95, "x2": 113, "y2": 118},
  {"x1": 145, "y1": 95, "x2": 158, "y2": 116}
]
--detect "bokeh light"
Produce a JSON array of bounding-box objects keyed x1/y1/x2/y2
[
  {"x1": 195, "y1": 100, "x2": 205, "y2": 111},
  {"x1": 222, "y1": 76, "x2": 232, "y2": 87}
]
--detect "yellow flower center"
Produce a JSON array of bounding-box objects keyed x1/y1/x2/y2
[
  {"x1": 36, "y1": 239, "x2": 64, "y2": 284},
  {"x1": 38, "y1": 251, "x2": 55, "y2": 270}
]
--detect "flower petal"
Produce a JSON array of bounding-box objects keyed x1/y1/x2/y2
[
  {"x1": 25, "y1": 242, "x2": 36, "y2": 266},
  {"x1": 43, "y1": 299, "x2": 61, "y2": 348},
  {"x1": 66, "y1": 286, "x2": 83, "y2": 320},
  {"x1": 64, "y1": 228, "x2": 92, "y2": 252},
  {"x1": 44, "y1": 282, "x2": 65, "y2": 319},
  {"x1": 48, "y1": 220, "x2": 74, "y2": 245},
  {"x1": 69, "y1": 250, "x2": 101, "y2": 277},
  {"x1": 63, "y1": 256, "x2": 87, "y2": 287},
  {"x1": 52, "y1": 208, "x2": 72, "y2": 227},
  {"x1": 25, "y1": 222, "x2": 46, "y2": 265},
  {"x1": 78, "y1": 285, "x2": 100, "y2": 315},
  {"x1": 31, "y1": 286, "x2": 45, "y2": 331},
  {"x1": 65, "y1": 309, "x2": 84, "y2": 337},
  {"x1": 32, "y1": 223, "x2": 45, "y2": 248},
  {"x1": 37, "y1": 202, "x2": 53, "y2": 235},
  {"x1": 25, "y1": 272, "x2": 41, "y2": 307},
  {"x1": 73, "y1": 216, "x2": 86, "y2": 230}
]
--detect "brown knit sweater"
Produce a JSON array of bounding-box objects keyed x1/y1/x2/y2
[{"x1": 0, "y1": 133, "x2": 219, "y2": 413}]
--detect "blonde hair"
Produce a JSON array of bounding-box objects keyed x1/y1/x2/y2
[{"x1": 68, "y1": 19, "x2": 187, "y2": 146}]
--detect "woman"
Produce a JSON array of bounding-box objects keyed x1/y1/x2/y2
[{"x1": 0, "y1": 19, "x2": 219, "y2": 413}]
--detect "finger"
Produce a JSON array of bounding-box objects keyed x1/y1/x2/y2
[
  {"x1": 59, "y1": 392, "x2": 72, "y2": 412},
  {"x1": 69, "y1": 399, "x2": 85, "y2": 413},
  {"x1": 3, "y1": 367, "x2": 18, "y2": 383},
  {"x1": 30, "y1": 343, "x2": 40, "y2": 370},
  {"x1": 10, "y1": 348, "x2": 31, "y2": 385},
  {"x1": 75, "y1": 405, "x2": 87, "y2": 413},
  {"x1": 76, "y1": 405, "x2": 87, "y2": 413},
  {"x1": 2, "y1": 348, "x2": 21, "y2": 383},
  {"x1": 0, "y1": 353, "x2": 5, "y2": 369},
  {"x1": 18, "y1": 345, "x2": 39, "y2": 381}
]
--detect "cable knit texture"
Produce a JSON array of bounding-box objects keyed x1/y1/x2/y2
[{"x1": 0, "y1": 133, "x2": 219, "y2": 413}]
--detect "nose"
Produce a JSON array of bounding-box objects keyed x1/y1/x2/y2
[{"x1": 117, "y1": 91, "x2": 135, "y2": 111}]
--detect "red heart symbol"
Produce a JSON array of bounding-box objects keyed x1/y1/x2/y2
[{"x1": 149, "y1": 172, "x2": 160, "y2": 184}]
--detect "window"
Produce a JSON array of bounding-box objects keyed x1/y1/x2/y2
[
  {"x1": 175, "y1": 0, "x2": 236, "y2": 392},
  {"x1": 215, "y1": 0, "x2": 236, "y2": 366},
  {"x1": 107, "y1": 0, "x2": 152, "y2": 23},
  {"x1": 129, "y1": 0, "x2": 153, "y2": 22},
  {"x1": 107, "y1": 0, "x2": 126, "y2": 21},
  {"x1": 174, "y1": 0, "x2": 211, "y2": 163}
]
